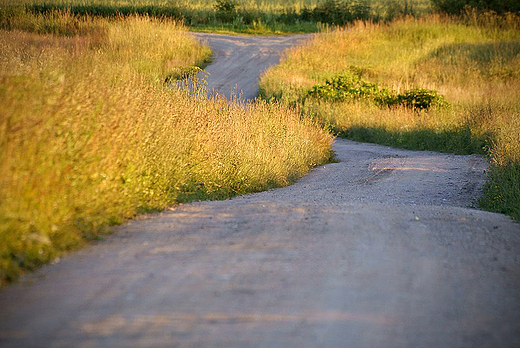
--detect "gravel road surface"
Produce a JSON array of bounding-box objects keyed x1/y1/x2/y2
[
  {"x1": 192, "y1": 33, "x2": 309, "y2": 100},
  {"x1": 1, "y1": 33, "x2": 519, "y2": 348}
]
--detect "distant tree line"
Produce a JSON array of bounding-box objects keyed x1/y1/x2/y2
[
  {"x1": 26, "y1": 0, "x2": 416, "y2": 27},
  {"x1": 431, "y1": 0, "x2": 520, "y2": 15},
  {"x1": 25, "y1": 0, "x2": 520, "y2": 28}
]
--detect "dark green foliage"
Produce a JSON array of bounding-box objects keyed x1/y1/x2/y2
[
  {"x1": 29, "y1": 3, "x2": 184, "y2": 19},
  {"x1": 214, "y1": 0, "x2": 237, "y2": 22},
  {"x1": 307, "y1": 72, "x2": 448, "y2": 110},
  {"x1": 384, "y1": 0, "x2": 417, "y2": 19},
  {"x1": 431, "y1": 0, "x2": 520, "y2": 15},
  {"x1": 308, "y1": 72, "x2": 383, "y2": 101},
  {"x1": 300, "y1": 0, "x2": 372, "y2": 26},
  {"x1": 394, "y1": 88, "x2": 448, "y2": 110}
]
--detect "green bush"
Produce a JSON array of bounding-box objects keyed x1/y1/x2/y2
[
  {"x1": 307, "y1": 72, "x2": 382, "y2": 101},
  {"x1": 395, "y1": 88, "x2": 448, "y2": 110},
  {"x1": 307, "y1": 72, "x2": 447, "y2": 110}
]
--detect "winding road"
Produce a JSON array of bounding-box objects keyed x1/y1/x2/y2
[
  {"x1": 1, "y1": 34, "x2": 519, "y2": 348},
  {"x1": 192, "y1": 33, "x2": 309, "y2": 100}
]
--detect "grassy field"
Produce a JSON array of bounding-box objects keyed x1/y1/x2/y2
[
  {"x1": 259, "y1": 13, "x2": 520, "y2": 219},
  {"x1": 0, "y1": 8, "x2": 332, "y2": 285},
  {"x1": 9, "y1": 0, "x2": 433, "y2": 34}
]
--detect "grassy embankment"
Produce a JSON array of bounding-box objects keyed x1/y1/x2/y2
[
  {"x1": 20, "y1": 0, "x2": 432, "y2": 34},
  {"x1": 0, "y1": 8, "x2": 333, "y2": 285},
  {"x1": 259, "y1": 13, "x2": 520, "y2": 219}
]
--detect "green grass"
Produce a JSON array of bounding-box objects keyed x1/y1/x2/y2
[
  {"x1": 0, "y1": 9, "x2": 333, "y2": 285},
  {"x1": 259, "y1": 13, "x2": 520, "y2": 220}
]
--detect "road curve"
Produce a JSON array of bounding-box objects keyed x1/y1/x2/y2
[
  {"x1": 0, "y1": 34, "x2": 519, "y2": 348},
  {"x1": 192, "y1": 33, "x2": 309, "y2": 100}
]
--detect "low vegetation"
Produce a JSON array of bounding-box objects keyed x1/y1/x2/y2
[
  {"x1": 0, "y1": 8, "x2": 332, "y2": 285},
  {"x1": 259, "y1": 13, "x2": 520, "y2": 219},
  {"x1": 307, "y1": 71, "x2": 448, "y2": 110}
]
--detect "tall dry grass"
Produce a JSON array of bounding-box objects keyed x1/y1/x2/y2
[
  {"x1": 0, "y1": 12, "x2": 332, "y2": 284},
  {"x1": 260, "y1": 14, "x2": 520, "y2": 219}
]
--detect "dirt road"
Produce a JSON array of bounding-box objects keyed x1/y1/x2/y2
[
  {"x1": 192, "y1": 33, "x2": 309, "y2": 100},
  {"x1": 1, "y1": 34, "x2": 519, "y2": 348}
]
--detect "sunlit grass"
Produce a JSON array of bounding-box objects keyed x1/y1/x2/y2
[
  {"x1": 0, "y1": 11, "x2": 333, "y2": 285},
  {"x1": 3, "y1": 0, "x2": 433, "y2": 34},
  {"x1": 260, "y1": 14, "x2": 520, "y2": 219}
]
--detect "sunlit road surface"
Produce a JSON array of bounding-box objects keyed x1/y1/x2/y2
[{"x1": 0, "y1": 34, "x2": 519, "y2": 348}]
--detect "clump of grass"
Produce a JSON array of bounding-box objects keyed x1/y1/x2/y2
[
  {"x1": 260, "y1": 14, "x2": 520, "y2": 219},
  {"x1": 0, "y1": 11, "x2": 333, "y2": 285}
]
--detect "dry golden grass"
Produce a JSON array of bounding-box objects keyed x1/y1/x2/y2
[
  {"x1": 260, "y1": 14, "x2": 520, "y2": 219},
  {"x1": 0, "y1": 13, "x2": 332, "y2": 284}
]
